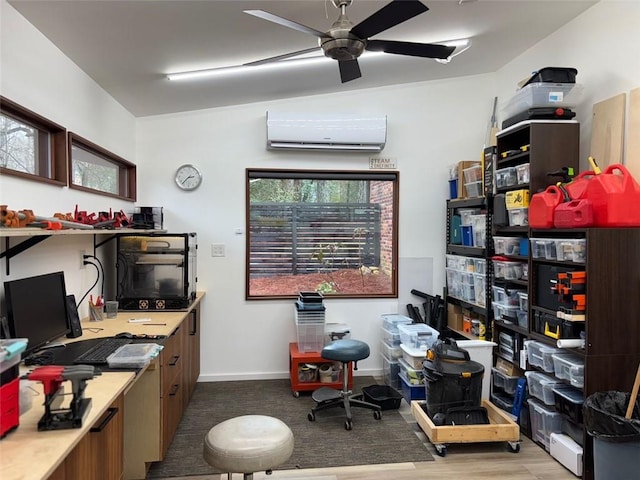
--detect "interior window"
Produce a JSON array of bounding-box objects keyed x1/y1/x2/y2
[{"x1": 246, "y1": 169, "x2": 399, "y2": 299}]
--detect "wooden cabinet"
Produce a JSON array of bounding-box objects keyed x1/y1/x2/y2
[
  {"x1": 184, "y1": 303, "x2": 201, "y2": 404},
  {"x1": 52, "y1": 393, "x2": 125, "y2": 480},
  {"x1": 161, "y1": 319, "x2": 186, "y2": 456}
]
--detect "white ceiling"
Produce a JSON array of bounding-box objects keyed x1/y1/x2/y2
[{"x1": 8, "y1": 0, "x2": 597, "y2": 117}]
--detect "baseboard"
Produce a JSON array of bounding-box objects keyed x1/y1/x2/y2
[{"x1": 197, "y1": 368, "x2": 383, "y2": 383}]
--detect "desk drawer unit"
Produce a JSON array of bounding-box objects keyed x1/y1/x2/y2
[{"x1": 161, "y1": 323, "x2": 186, "y2": 455}]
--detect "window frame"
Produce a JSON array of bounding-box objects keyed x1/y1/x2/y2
[
  {"x1": 68, "y1": 132, "x2": 137, "y2": 201},
  {"x1": 245, "y1": 168, "x2": 399, "y2": 300},
  {"x1": 0, "y1": 95, "x2": 68, "y2": 186}
]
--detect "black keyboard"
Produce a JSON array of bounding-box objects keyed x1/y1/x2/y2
[{"x1": 73, "y1": 338, "x2": 132, "y2": 364}]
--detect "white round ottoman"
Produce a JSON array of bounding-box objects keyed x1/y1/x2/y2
[{"x1": 203, "y1": 415, "x2": 294, "y2": 480}]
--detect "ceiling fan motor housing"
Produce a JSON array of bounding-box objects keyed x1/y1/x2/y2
[{"x1": 321, "y1": 11, "x2": 365, "y2": 60}]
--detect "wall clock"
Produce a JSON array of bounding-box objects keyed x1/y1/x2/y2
[{"x1": 174, "y1": 164, "x2": 202, "y2": 191}]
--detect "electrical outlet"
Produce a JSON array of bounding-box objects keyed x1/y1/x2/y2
[
  {"x1": 80, "y1": 250, "x2": 87, "y2": 269},
  {"x1": 211, "y1": 244, "x2": 225, "y2": 257}
]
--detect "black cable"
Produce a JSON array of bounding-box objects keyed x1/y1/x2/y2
[
  {"x1": 84, "y1": 254, "x2": 105, "y2": 297},
  {"x1": 77, "y1": 261, "x2": 100, "y2": 307}
]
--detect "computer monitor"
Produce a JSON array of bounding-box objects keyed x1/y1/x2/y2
[{"x1": 4, "y1": 271, "x2": 71, "y2": 356}]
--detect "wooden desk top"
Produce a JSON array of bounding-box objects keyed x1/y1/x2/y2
[
  {"x1": 0, "y1": 292, "x2": 205, "y2": 480},
  {"x1": 1, "y1": 371, "x2": 135, "y2": 480}
]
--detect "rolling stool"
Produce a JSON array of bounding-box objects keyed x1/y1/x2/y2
[
  {"x1": 307, "y1": 338, "x2": 382, "y2": 430},
  {"x1": 203, "y1": 415, "x2": 294, "y2": 480}
]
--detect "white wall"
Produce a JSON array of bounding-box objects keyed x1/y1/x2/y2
[
  {"x1": 0, "y1": 1, "x2": 136, "y2": 317},
  {"x1": 136, "y1": 76, "x2": 494, "y2": 380},
  {"x1": 495, "y1": 0, "x2": 640, "y2": 170}
]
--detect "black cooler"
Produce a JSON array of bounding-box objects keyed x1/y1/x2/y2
[{"x1": 422, "y1": 339, "x2": 484, "y2": 419}]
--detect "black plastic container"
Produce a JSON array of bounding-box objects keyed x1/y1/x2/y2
[
  {"x1": 362, "y1": 384, "x2": 403, "y2": 410},
  {"x1": 422, "y1": 340, "x2": 484, "y2": 418},
  {"x1": 523, "y1": 67, "x2": 578, "y2": 87}
]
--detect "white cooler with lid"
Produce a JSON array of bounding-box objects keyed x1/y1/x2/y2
[{"x1": 456, "y1": 339, "x2": 497, "y2": 401}]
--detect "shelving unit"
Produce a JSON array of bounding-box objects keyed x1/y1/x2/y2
[
  {"x1": 528, "y1": 228, "x2": 640, "y2": 480},
  {"x1": 445, "y1": 196, "x2": 492, "y2": 340},
  {"x1": 288, "y1": 342, "x2": 353, "y2": 397}
]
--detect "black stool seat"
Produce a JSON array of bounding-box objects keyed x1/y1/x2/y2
[
  {"x1": 308, "y1": 338, "x2": 382, "y2": 431},
  {"x1": 321, "y1": 339, "x2": 370, "y2": 363}
]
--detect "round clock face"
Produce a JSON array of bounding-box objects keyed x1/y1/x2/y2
[{"x1": 175, "y1": 164, "x2": 202, "y2": 191}]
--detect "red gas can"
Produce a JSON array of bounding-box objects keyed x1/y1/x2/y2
[
  {"x1": 554, "y1": 199, "x2": 595, "y2": 228},
  {"x1": 581, "y1": 164, "x2": 640, "y2": 226},
  {"x1": 529, "y1": 185, "x2": 564, "y2": 228}
]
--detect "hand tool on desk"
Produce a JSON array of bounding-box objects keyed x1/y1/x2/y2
[{"x1": 25, "y1": 364, "x2": 101, "y2": 431}]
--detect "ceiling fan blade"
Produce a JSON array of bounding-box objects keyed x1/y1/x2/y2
[
  {"x1": 366, "y1": 40, "x2": 455, "y2": 59},
  {"x1": 350, "y1": 0, "x2": 428, "y2": 39},
  {"x1": 338, "y1": 59, "x2": 361, "y2": 83},
  {"x1": 243, "y1": 47, "x2": 321, "y2": 67},
  {"x1": 244, "y1": 10, "x2": 326, "y2": 38}
]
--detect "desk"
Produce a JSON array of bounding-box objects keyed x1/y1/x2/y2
[{"x1": 0, "y1": 292, "x2": 204, "y2": 480}]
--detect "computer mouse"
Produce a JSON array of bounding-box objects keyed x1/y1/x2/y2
[{"x1": 115, "y1": 332, "x2": 134, "y2": 339}]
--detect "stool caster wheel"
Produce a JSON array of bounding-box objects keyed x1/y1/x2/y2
[
  {"x1": 307, "y1": 412, "x2": 316, "y2": 422},
  {"x1": 435, "y1": 444, "x2": 447, "y2": 457},
  {"x1": 344, "y1": 420, "x2": 353, "y2": 431},
  {"x1": 373, "y1": 410, "x2": 382, "y2": 420},
  {"x1": 292, "y1": 391, "x2": 299, "y2": 398}
]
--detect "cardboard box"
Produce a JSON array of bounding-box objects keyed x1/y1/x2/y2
[
  {"x1": 447, "y1": 303, "x2": 463, "y2": 331},
  {"x1": 495, "y1": 357, "x2": 523, "y2": 377},
  {"x1": 457, "y1": 161, "x2": 481, "y2": 198}
]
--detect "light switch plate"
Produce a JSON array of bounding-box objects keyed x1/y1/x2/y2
[{"x1": 211, "y1": 243, "x2": 225, "y2": 257}]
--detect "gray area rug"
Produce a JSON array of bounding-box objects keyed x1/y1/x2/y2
[{"x1": 147, "y1": 377, "x2": 433, "y2": 478}]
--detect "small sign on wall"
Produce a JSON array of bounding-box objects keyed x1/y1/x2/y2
[{"x1": 369, "y1": 157, "x2": 397, "y2": 169}]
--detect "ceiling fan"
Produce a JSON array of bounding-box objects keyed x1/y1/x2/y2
[{"x1": 243, "y1": 0, "x2": 456, "y2": 83}]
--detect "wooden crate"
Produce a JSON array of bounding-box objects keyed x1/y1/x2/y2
[{"x1": 411, "y1": 399, "x2": 520, "y2": 448}]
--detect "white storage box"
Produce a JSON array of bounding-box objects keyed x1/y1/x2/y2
[
  {"x1": 382, "y1": 326, "x2": 401, "y2": 346},
  {"x1": 555, "y1": 239, "x2": 587, "y2": 263},
  {"x1": 463, "y1": 164, "x2": 483, "y2": 183},
  {"x1": 399, "y1": 343, "x2": 427, "y2": 370},
  {"x1": 465, "y1": 181, "x2": 483, "y2": 198},
  {"x1": 552, "y1": 353, "x2": 584, "y2": 382},
  {"x1": 493, "y1": 260, "x2": 524, "y2": 280},
  {"x1": 495, "y1": 167, "x2": 517, "y2": 188},
  {"x1": 526, "y1": 341, "x2": 562, "y2": 373},
  {"x1": 516, "y1": 163, "x2": 530, "y2": 185},
  {"x1": 508, "y1": 207, "x2": 529, "y2": 226},
  {"x1": 550, "y1": 433, "x2": 583, "y2": 476},
  {"x1": 397, "y1": 323, "x2": 439, "y2": 350},
  {"x1": 503, "y1": 82, "x2": 584, "y2": 118},
  {"x1": 398, "y1": 357, "x2": 424, "y2": 385},
  {"x1": 492, "y1": 367, "x2": 520, "y2": 395},
  {"x1": 456, "y1": 339, "x2": 496, "y2": 400},
  {"x1": 380, "y1": 340, "x2": 402, "y2": 360},
  {"x1": 458, "y1": 208, "x2": 481, "y2": 226},
  {"x1": 470, "y1": 214, "x2": 487, "y2": 247}
]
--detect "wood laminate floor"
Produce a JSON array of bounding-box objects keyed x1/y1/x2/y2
[{"x1": 154, "y1": 401, "x2": 578, "y2": 480}]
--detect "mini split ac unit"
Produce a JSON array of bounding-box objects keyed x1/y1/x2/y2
[{"x1": 266, "y1": 111, "x2": 387, "y2": 152}]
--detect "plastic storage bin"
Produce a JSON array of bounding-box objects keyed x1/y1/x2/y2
[
  {"x1": 473, "y1": 273, "x2": 486, "y2": 307},
  {"x1": 503, "y1": 82, "x2": 584, "y2": 118},
  {"x1": 398, "y1": 357, "x2": 424, "y2": 385},
  {"x1": 362, "y1": 384, "x2": 402, "y2": 410},
  {"x1": 493, "y1": 236, "x2": 520, "y2": 255},
  {"x1": 493, "y1": 260, "x2": 524, "y2": 280},
  {"x1": 525, "y1": 371, "x2": 563, "y2": 405},
  {"x1": 380, "y1": 340, "x2": 402, "y2": 360},
  {"x1": 382, "y1": 326, "x2": 401, "y2": 346},
  {"x1": 398, "y1": 371, "x2": 426, "y2": 403},
  {"x1": 516, "y1": 163, "x2": 530, "y2": 184},
  {"x1": 107, "y1": 343, "x2": 163, "y2": 369},
  {"x1": 526, "y1": 341, "x2": 563, "y2": 373},
  {"x1": 551, "y1": 353, "x2": 584, "y2": 382},
  {"x1": 465, "y1": 181, "x2": 483, "y2": 198},
  {"x1": 492, "y1": 367, "x2": 520, "y2": 395},
  {"x1": 492, "y1": 285, "x2": 524, "y2": 306},
  {"x1": 400, "y1": 343, "x2": 427, "y2": 370},
  {"x1": 508, "y1": 208, "x2": 529, "y2": 226},
  {"x1": 458, "y1": 208, "x2": 481, "y2": 226},
  {"x1": 463, "y1": 164, "x2": 483, "y2": 184},
  {"x1": 528, "y1": 398, "x2": 564, "y2": 451},
  {"x1": 495, "y1": 167, "x2": 517, "y2": 188},
  {"x1": 397, "y1": 323, "x2": 439, "y2": 350},
  {"x1": 555, "y1": 239, "x2": 587, "y2": 263},
  {"x1": 491, "y1": 392, "x2": 515, "y2": 413},
  {"x1": 492, "y1": 302, "x2": 519, "y2": 321},
  {"x1": 517, "y1": 292, "x2": 529, "y2": 310},
  {"x1": 470, "y1": 214, "x2": 487, "y2": 247},
  {"x1": 516, "y1": 309, "x2": 528, "y2": 328},
  {"x1": 382, "y1": 353, "x2": 400, "y2": 389},
  {"x1": 530, "y1": 238, "x2": 558, "y2": 260},
  {"x1": 381, "y1": 314, "x2": 412, "y2": 333},
  {"x1": 552, "y1": 385, "x2": 584, "y2": 424}
]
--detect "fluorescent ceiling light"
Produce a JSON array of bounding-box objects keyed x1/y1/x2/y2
[{"x1": 166, "y1": 40, "x2": 470, "y2": 81}]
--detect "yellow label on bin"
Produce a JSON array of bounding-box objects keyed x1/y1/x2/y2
[{"x1": 506, "y1": 189, "x2": 530, "y2": 209}]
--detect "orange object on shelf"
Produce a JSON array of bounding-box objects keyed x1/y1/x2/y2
[{"x1": 289, "y1": 343, "x2": 352, "y2": 396}]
